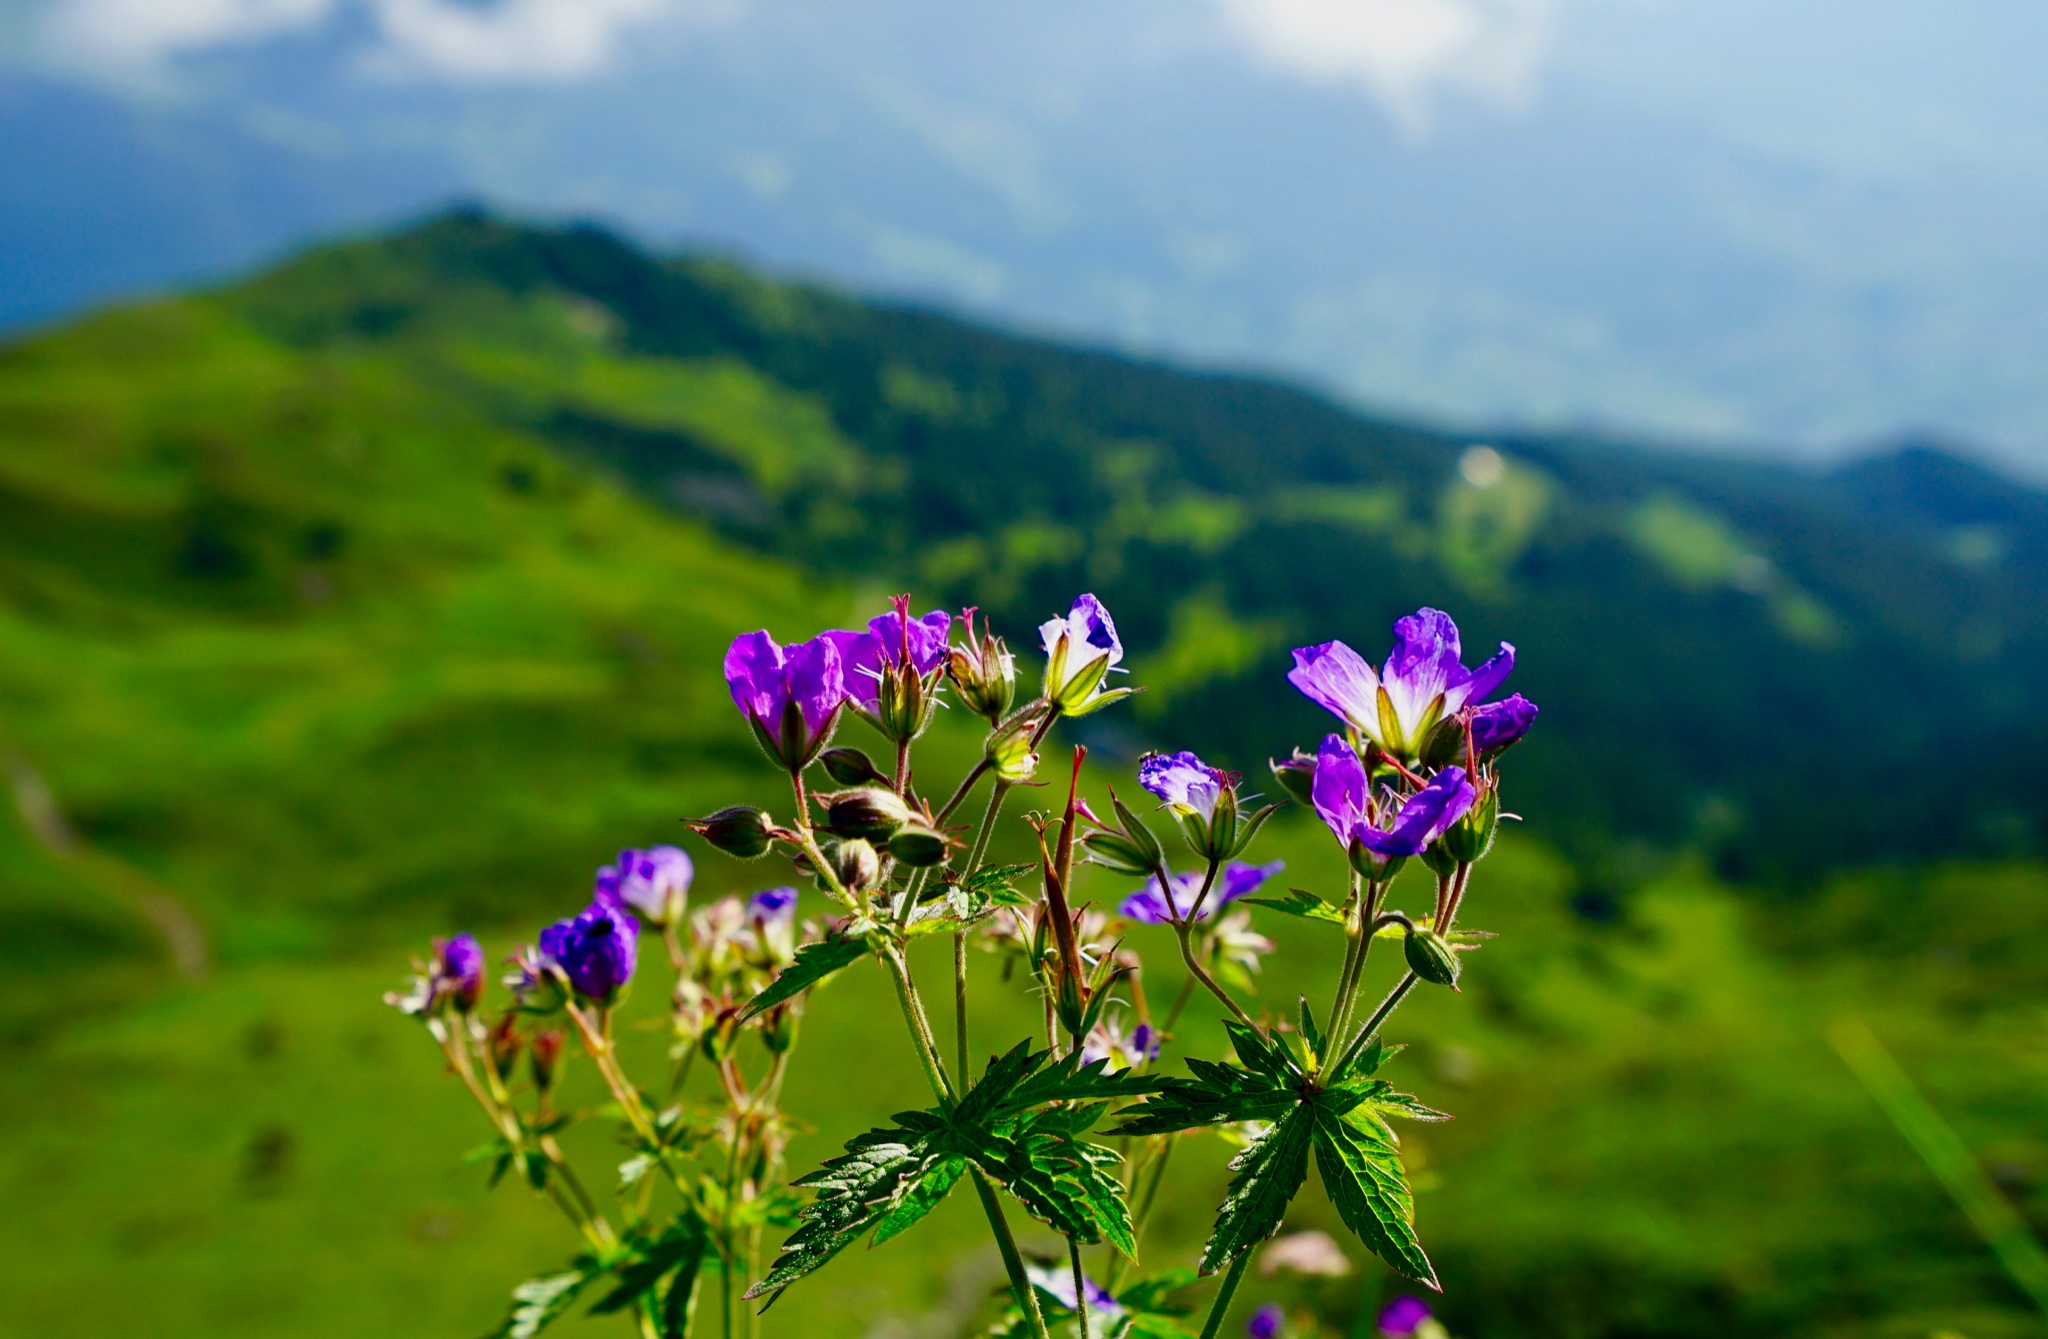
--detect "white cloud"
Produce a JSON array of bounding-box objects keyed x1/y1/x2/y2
[
  {"x1": 1213, "y1": 0, "x2": 1554, "y2": 127},
  {"x1": 40, "y1": 0, "x2": 706, "y2": 82},
  {"x1": 43, "y1": 0, "x2": 334, "y2": 67},
  {"x1": 365, "y1": 0, "x2": 678, "y2": 83}
]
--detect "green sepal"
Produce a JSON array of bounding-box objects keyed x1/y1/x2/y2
[{"x1": 1227, "y1": 802, "x2": 1282, "y2": 857}]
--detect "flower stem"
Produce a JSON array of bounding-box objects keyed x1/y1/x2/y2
[
  {"x1": 1197, "y1": 1252, "x2": 1252, "y2": 1339},
  {"x1": 954, "y1": 930, "x2": 971, "y2": 1086},
  {"x1": 885, "y1": 948, "x2": 956, "y2": 1103},
  {"x1": 1331, "y1": 972, "x2": 1419, "y2": 1078},
  {"x1": 972, "y1": 1166, "x2": 1053, "y2": 1339},
  {"x1": 1173, "y1": 919, "x2": 1257, "y2": 1029},
  {"x1": 1068, "y1": 1236, "x2": 1094, "y2": 1339}
]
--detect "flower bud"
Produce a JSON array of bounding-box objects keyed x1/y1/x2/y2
[
  {"x1": 1440, "y1": 785, "x2": 1499, "y2": 865},
  {"x1": 948, "y1": 609, "x2": 1017, "y2": 723},
  {"x1": 486, "y1": 1013, "x2": 524, "y2": 1081},
  {"x1": 529, "y1": 1028, "x2": 565, "y2": 1092},
  {"x1": 825, "y1": 787, "x2": 913, "y2": 842},
  {"x1": 886, "y1": 823, "x2": 951, "y2": 867},
  {"x1": 1270, "y1": 749, "x2": 1317, "y2": 808},
  {"x1": 829, "y1": 838, "x2": 881, "y2": 892},
  {"x1": 700, "y1": 1009, "x2": 740, "y2": 1063},
  {"x1": 1403, "y1": 927, "x2": 1461, "y2": 988},
  {"x1": 689, "y1": 805, "x2": 774, "y2": 859},
  {"x1": 819, "y1": 746, "x2": 886, "y2": 787},
  {"x1": 873, "y1": 658, "x2": 936, "y2": 744},
  {"x1": 984, "y1": 716, "x2": 1040, "y2": 783},
  {"x1": 1419, "y1": 842, "x2": 1457, "y2": 880},
  {"x1": 759, "y1": 1003, "x2": 796, "y2": 1054},
  {"x1": 1347, "y1": 839, "x2": 1406, "y2": 883}
]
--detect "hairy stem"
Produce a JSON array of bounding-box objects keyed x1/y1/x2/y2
[
  {"x1": 936, "y1": 759, "x2": 991, "y2": 825},
  {"x1": 973, "y1": 1166, "x2": 1053, "y2": 1339},
  {"x1": 954, "y1": 930, "x2": 971, "y2": 1087},
  {"x1": 884, "y1": 949, "x2": 956, "y2": 1103},
  {"x1": 1172, "y1": 920, "x2": 1257, "y2": 1029},
  {"x1": 1197, "y1": 1253, "x2": 1253, "y2": 1339},
  {"x1": 1332, "y1": 972, "x2": 1420, "y2": 1078}
]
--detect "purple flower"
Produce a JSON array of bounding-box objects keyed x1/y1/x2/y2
[
  {"x1": 1039, "y1": 593, "x2": 1124, "y2": 711},
  {"x1": 746, "y1": 886, "x2": 799, "y2": 927},
  {"x1": 1378, "y1": 1296, "x2": 1433, "y2": 1337},
  {"x1": 1139, "y1": 750, "x2": 1230, "y2": 821},
  {"x1": 724, "y1": 629, "x2": 847, "y2": 770},
  {"x1": 1247, "y1": 1302, "x2": 1286, "y2": 1339},
  {"x1": 538, "y1": 900, "x2": 639, "y2": 1003},
  {"x1": 824, "y1": 604, "x2": 953, "y2": 711},
  {"x1": 1120, "y1": 859, "x2": 1283, "y2": 924},
  {"x1": 1289, "y1": 608, "x2": 1515, "y2": 760},
  {"x1": 1312, "y1": 736, "x2": 1474, "y2": 872},
  {"x1": 1470, "y1": 693, "x2": 1538, "y2": 754},
  {"x1": 439, "y1": 933, "x2": 485, "y2": 1011},
  {"x1": 1081, "y1": 1010, "x2": 1162, "y2": 1071},
  {"x1": 603, "y1": 846, "x2": 693, "y2": 927},
  {"x1": 1029, "y1": 1263, "x2": 1124, "y2": 1318}
]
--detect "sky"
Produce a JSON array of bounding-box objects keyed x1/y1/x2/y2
[{"x1": 5, "y1": 0, "x2": 2048, "y2": 479}]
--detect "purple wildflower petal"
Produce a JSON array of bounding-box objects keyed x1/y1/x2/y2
[
  {"x1": 1359, "y1": 767, "x2": 1476, "y2": 857},
  {"x1": 867, "y1": 607, "x2": 953, "y2": 675},
  {"x1": 1380, "y1": 609, "x2": 1465, "y2": 742},
  {"x1": 1471, "y1": 693, "x2": 1538, "y2": 752},
  {"x1": 539, "y1": 900, "x2": 639, "y2": 1001},
  {"x1": 1247, "y1": 1302, "x2": 1286, "y2": 1339},
  {"x1": 782, "y1": 635, "x2": 846, "y2": 737},
  {"x1": 1310, "y1": 734, "x2": 1369, "y2": 846},
  {"x1": 1378, "y1": 1295, "x2": 1433, "y2": 1337},
  {"x1": 1217, "y1": 859, "x2": 1285, "y2": 904},
  {"x1": 821, "y1": 627, "x2": 882, "y2": 710},
  {"x1": 746, "y1": 886, "x2": 799, "y2": 927},
  {"x1": 1287, "y1": 640, "x2": 1379, "y2": 731},
  {"x1": 613, "y1": 846, "x2": 693, "y2": 922},
  {"x1": 1454, "y1": 641, "x2": 1517, "y2": 709},
  {"x1": 1138, "y1": 750, "x2": 1226, "y2": 818},
  {"x1": 439, "y1": 933, "x2": 485, "y2": 1008},
  {"x1": 1041, "y1": 593, "x2": 1123, "y2": 668},
  {"x1": 723, "y1": 630, "x2": 784, "y2": 721}
]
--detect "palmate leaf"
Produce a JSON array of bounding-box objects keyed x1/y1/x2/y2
[
  {"x1": 1310, "y1": 1100, "x2": 1438, "y2": 1289},
  {"x1": 735, "y1": 936, "x2": 868, "y2": 1023},
  {"x1": 743, "y1": 1122, "x2": 947, "y2": 1301},
  {"x1": 956, "y1": 861, "x2": 1037, "y2": 907},
  {"x1": 986, "y1": 1108, "x2": 1138, "y2": 1256},
  {"x1": 871, "y1": 1154, "x2": 968, "y2": 1245},
  {"x1": 588, "y1": 1214, "x2": 710, "y2": 1320},
  {"x1": 1198, "y1": 1105, "x2": 1315, "y2": 1274}
]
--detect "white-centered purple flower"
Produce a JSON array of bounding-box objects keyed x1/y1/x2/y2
[
  {"x1": 1080, "y1": 1009, "x2": 1161, "y2": 1072},
  {"x1": 1139, "y1": 750, "x2": 1230, "y2": 821},
  {"x1": 438, "y1": 933, "x2": 485, "y2": 1011},
  {"x1": 1289, "y1": 608, "x2": 1516, "y2": 761},
  {"x1": 823, "y1": 604, "x2": 953, "y2": 712},
  {"x1": 724, "y1": 629, "x2": 847, "y2": 770},
  {"x1": 538, "y1": 899, "x2": 639, "y2": 1003},
  {"x1": 602, "y1": 846, "x2": 693, "y2": 927},
  {"x1": 746, "y1": 886, "x2": 800, "y2": 964},
  {"x1": 1311, "y1": 735, "x2": 1475, "y2": 872},
  {"x1": 1120, "y1": 859, "x2": 1283, "y2": 924},
  {"x1": 1038, "y1": 593, "x2": 1124, "y2": 712}
]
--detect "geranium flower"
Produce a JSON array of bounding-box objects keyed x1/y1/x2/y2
[
  {"x1": 724, "y1": 629, "x2": 846, "y2": 770},
  {"x1": 1289, "y1": 608, "x2": 1516, "y2": 761}
]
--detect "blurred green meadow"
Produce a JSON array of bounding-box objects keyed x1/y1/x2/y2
[{"x1": 1, "y1": 211, "x2": 2045, "y2": 1338}]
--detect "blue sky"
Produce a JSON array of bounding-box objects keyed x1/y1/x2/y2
[{"x1": 6, "y1": 0, "x2": 2048, "y2": 478}]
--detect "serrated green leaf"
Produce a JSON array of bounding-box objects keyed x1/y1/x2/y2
[
  {"x1": 958, "y1": 862, "x2": 1037, "y2": 905},
  {"x1": 995, "y1": 1050, "x2": 1162, "y2": 1121},
  {"x1": 1309, "y1": 1097, "x2": 1437, "y2": 1288},
  {"x1": 736, "y1": 936, "x2": 868, "y2": 1024},
  {"x1": 870, "y1": 1155, "x2": 967, "y2": 1245},
  {"x1": 1244, "y1": 887, "x2": 1347, "y2": 925},
  {"x1": 955, "y1": 1039, "x2": 1047, "y2": 1127},
  {"x1": 1296, "y1": 996, "x2": 1325, "y2": 1062},
  {"x1": 484, "y1": 1267, "x2": 592, "y2": 1339},
  {"x1": 618, "y1": 1153, "x2": 655, "y2": 1187},
  {"x1": 1115, "y1": 1268, "x2": 1199, "y2": 1315},
  {"x1": 1223, "y1": 1022, "x2": 1300, "y2": 1081},
  {"x1": 1108, "y1": 1055, "x2": 1299, "y2": 1136},
  {"x1": 1366, "y1": 1089, "x2": 1452, "y2": 1123},
  {"x1": 979, "y1": 1114, "x2": 1135, "y2": 1255},
  {"x1": 744, "y1": 1123, "x2": 944, "y2": 1301},
  {"x1": 1198, "y1": 1105, "x2": 1314, "y2": 1274}
]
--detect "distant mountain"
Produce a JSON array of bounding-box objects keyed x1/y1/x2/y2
[{"x1": 2, "y1": 210, "x2": 2043, "y2": 930}]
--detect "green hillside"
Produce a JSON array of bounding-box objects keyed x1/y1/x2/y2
[{"x1": 0, "y1": 210, "x2": 2044, "y2": 1339}]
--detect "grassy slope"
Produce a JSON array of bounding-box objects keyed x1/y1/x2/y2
[{"x1": 0, "y1": 217, "x2": 2042, "y2": 1338}]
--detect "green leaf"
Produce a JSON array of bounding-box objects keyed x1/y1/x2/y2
[
  {"x1": 1108, "y1": 1057, "x2": 1299, "y2": 1136},
  {"x1": 1223, "y1": 1022, "x2": 1301, "y2": 1083},
  {"x1": 589, "y1": 1215, "x2": 710, "y2": 1317},
  {"x1": 957, "y1": 862, "x2": 1037, "y2": 906},
  {"x1": 994, "y1": 1050, "x2": 1162, "y2": 1121},
  {"x1": 743, "y1": 1123, "x2": 943, "y2": 1301},
  {"x1": 1198, "y1": 1105, "x2": 1314, "y2": 1274},
  {"x1": 1309, "y1": 1096, "x2": 1437, "y2": 1288},
  {"x1": 870, "y1": 1155, "x2": 967, "y2": 1245},
  {"x1": 980, "y1": 1113, "x2": 1136, "y2": 1255},
  {"x1": 484, "y1": 1268, "x2": 592, "y2": 1339},
  {"x1": 1244, "y1": 887, "x2": 1347, "y2": 926},
  {"x1": 1296, "y1": 996, "x2": 1325, "y2": 1062},
  {"x1": 735, "y1": 936, "x2": 868, "y2": 1024},
  {"x1": 1115, "y1": 1268, "x2": 1199, "y2": 1316}
]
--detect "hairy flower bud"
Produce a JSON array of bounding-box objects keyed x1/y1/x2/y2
[
  {"x1": 1403, "y1": 926, "x2": 1461, "y2": 988},
  {"x1": 529, "y1": 1028, "x2": 565, "y2": 1093},
  {"x1": 886, "y1": 822, "x2": 951, "y2": 867},
  {"x1": 819, "y1": 746, "x2": 886, "y2": 787},
  {"x1": 689, "y1": 805, "x2": 774, "y2": 859},
  {"x1": 759, "y1": 1003, "x2": 796, "y2": 1054},
  {"x1": 829, "y1": 838, "x2": 881, "y2": 892},
  {"x1": 948, "y1": 608, "x2": 1017, "y2": 723},
  {"x1": 1439, "y1": 785, "x2": 1499, "y2": 865},
  {"x1": 1270, "y1": 749, "x2": 1317, "y2": 808},
  {"x1": 825, "y1": 787, "x2": 912, "y2": 842},
  {"x1": 984, "y1": 716, "x2": 1040, "y2": 783}
]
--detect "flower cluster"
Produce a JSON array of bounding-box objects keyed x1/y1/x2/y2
[{"x1": 383, "y1": 592, "x2": 1536, "y2": 1339}]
